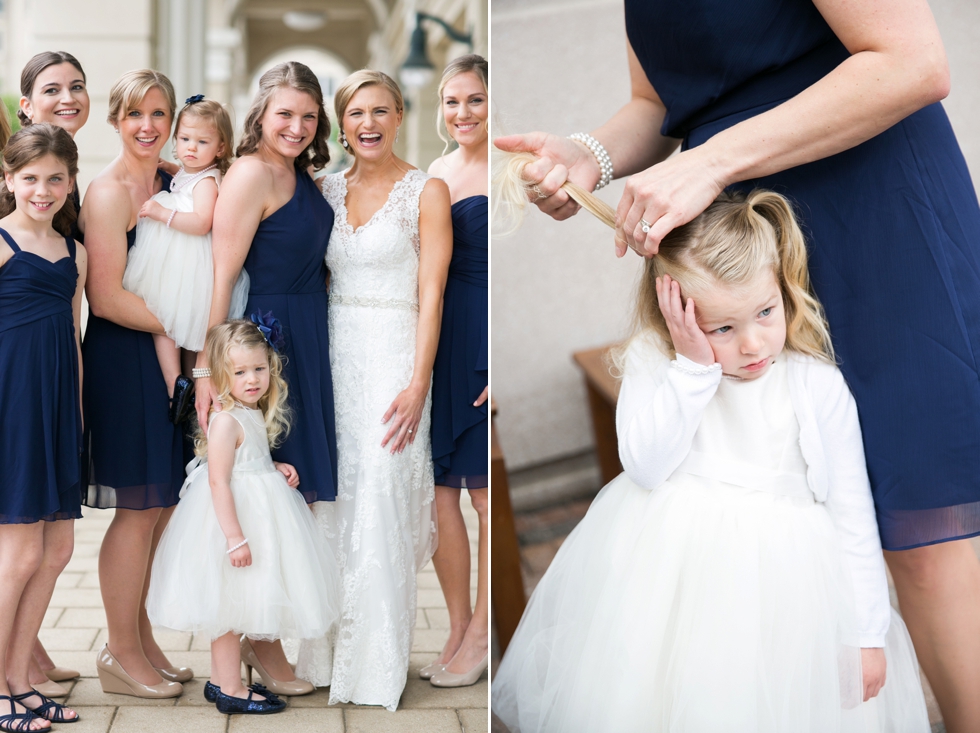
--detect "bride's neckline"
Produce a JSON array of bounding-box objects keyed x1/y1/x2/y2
[{"x1": 339, "y1": 168, "x2": 417, "y2": 234}]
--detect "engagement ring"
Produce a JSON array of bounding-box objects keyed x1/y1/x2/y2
[{"x1": 640, "y1": 218, "x2": 652, "y2": 233}]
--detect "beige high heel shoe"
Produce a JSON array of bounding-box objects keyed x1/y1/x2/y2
[
  {"x1": 418, "y1": 661, "x2": 445, "y2": 680},
  {"x1": 154, "y1": 665, "x2": 194, "y2": 683},
  {"x1": 95, "y1": 645, "x2": 183, "y2": 698},
  {"x1": 429, "y1": 654, "x2": 488, "y2": 688},
  {"x1": 240, "y1": 637, "x2": 314, "y2": 696},
  {"x1": 32, "y1": 679, "x2": 68, "y2": 698},
  {"x1": 42, "y1": 667, "x2": 79, "y2": 683}
]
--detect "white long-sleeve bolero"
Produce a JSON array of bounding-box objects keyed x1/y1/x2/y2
[{"x1": 615, "y1": 335, "x2": 891, "y2": 648}]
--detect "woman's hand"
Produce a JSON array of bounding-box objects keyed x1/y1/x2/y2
[
  {"x1": 860, "y1": 648, "x2": 886, "y2": 701},
  {"x1": 494, "y1": 133, "x2": 600, "y2": 221},
  {"x1": 474, "y1": 386, "x2": 489, "y2": 407},
  {"x1": 194, "y1": 376, "x2": 220, "y2": 428},
  {"x1": 274, "y1": 462, "x2": 300, "y2": 488},
  {"x1": 615, "y1": 147, "x2": 726, "y2": 258},
  {"x1": 227, "y1": 536, "x2": 252, "y2": 568},
  {"x1": 657, "y1": 274, "x2": 714, "y2": 366},
  {"x1": 157, "y1": 158, "x2": 180, "y2": 177},
  {"x1": 138, "y1": 199, "x2": 169, "y2": 223},
  {"x1": 381, "y1": 385, "x2": 427, "y2": 454}
]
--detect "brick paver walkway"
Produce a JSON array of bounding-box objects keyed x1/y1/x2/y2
[{"x1": 45, "y1": 504, "x2": 487, "y2": 732}]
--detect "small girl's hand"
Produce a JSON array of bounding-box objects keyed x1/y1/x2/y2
[
  {"x1": 138, "y1": 200, "x2": 167, "y2": 223},
  {"x1": 860, "y1": 648, "x2": 886, "y2": 701},
  {"x1": 274, "y1": 461, "x2": 300, "y2": 488},
  {"x1": 227, "y1": 537, "x2": 252, "y2": 568},
  {"x1": 656, "y1": 274, "x2": 715, "y2": 366}
]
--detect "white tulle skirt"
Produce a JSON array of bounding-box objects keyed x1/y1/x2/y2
[
  {"x1": 492, "y1": 474, "x2": 930, "y2": 733},
  {"x1": 123, "y1": 219, "x2": 249, "y2": 351},
  {"x1": 146, "y1": 462, "x2": 340, "y2": 641}
]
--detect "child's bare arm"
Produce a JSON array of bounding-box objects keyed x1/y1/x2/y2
[
  {"x1": 207, "y1": 413, "x2": 251, "y2": 567},
  {"x1": 138, "y1": 177, "x2": 218, "y2": 237}
]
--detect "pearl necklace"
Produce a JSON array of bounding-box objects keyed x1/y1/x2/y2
[{"x1": 170, "y1": 164, "x2": 218, "y2": 194}]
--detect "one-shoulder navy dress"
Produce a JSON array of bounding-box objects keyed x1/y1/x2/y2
[
  {"x1": 626, "y1": 0, "x2": 980, "y2": 550},
  {"x1": 0, "y1": 228, "x2": 82, "y2": 522},
  {"x1": 431, "y1": 196, "x2": 488, "y2": 489},
  {"x1": 243, "y1": 171, "x2": 338, "y2": 504},
  {"x1": 83, "y1": 170, "x2": 186, "y2": 510}
]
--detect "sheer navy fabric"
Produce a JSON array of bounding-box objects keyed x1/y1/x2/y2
[
  {"x1": 626, "y1": 0, "x2": 980, "y2": 550},
  {"x1": 431, "y1": 196, "x2": 488, "y2": 489},
  {"x1": 243, "y1": 171, "x2": 338, "y2": 503},
  {"x1": 0, "y1": 228, "x2": 82, "y2": 522},
  {"x1": 83, "y1": 170, "x2": 186, "y2": 510}
]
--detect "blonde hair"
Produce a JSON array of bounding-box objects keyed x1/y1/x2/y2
[
  {"x1": 236, "y1": 62, "x2": 331, "y2": 171},
  {"x1": 494, "y1": 151, "x2": 834, "y2": 362},
  {"x1": 436, "y1": 54, "x2": 488, "y2": 151},
  {"x1": 195, "y1": 320, "x2": 291, "y2": 457},
  {"x1": 174, "y1": 98, "x2": 235, "y2": 174},
  {"x1": 334, "y1": 70, "x2": 403, "y2": 157},
  {"x1": 106, "y1": 69, "x2": 176, "y2": 125}
]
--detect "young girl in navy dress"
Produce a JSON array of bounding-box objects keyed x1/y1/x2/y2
[
  {"x1": 123, "y1": 97, "x2": 247, "y2": 422},
  {"x1": 0, "y1": 123, "x2": 85, "y2": 729},
  {"x1": 492, "y1": 174, "x2": 930, "y2": 731},
  {"x1": 146, "y1": 319, "x2": 339, "y2": 715}
]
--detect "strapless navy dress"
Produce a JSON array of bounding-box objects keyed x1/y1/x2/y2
[
  {"x1": 431, "y1": 196, "x2": 488, "y2": 489},
  {"x1": 0, "y1": 228, "x2": 82, "y2": 522},
  {"x1": 83, "y1": 170, "x2": 185, "y2": 510},
  {"x1": 243, "y1": 171, "x2": 338, "y2": 504},
  {"x1": 626, "y1": 0, "x2": 980, "y2": 550}
]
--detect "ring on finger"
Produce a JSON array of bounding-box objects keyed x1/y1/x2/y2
[
  {"x1": 640, "y1": 218, "x2": 652, "y2": 234},
  {"x1": 530, "y1": 184, "x2": 548, "y2": 201},
  {"x1": 407, "y1": 428, "x2": 413, "y2": 434}
]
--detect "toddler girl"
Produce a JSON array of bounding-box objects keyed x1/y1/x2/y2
[
  {"x1": 145, "y1": 317, "x2": 339, "y2": 715},
  {"x1": 492, "y1": 176, "x2": 931, "y2": 731},
  {"x1": 123, "y1": 95, "x2": 248, "y2": 422}
]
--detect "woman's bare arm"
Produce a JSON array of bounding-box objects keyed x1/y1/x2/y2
[{"x1": 73, "y1": 242, "x2": 87, "y2": 425}]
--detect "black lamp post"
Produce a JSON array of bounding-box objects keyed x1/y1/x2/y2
[{"x1": 399, "y1": 12, "x2": 473, "y2": 89}]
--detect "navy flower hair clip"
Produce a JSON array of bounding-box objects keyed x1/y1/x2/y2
[
  {"x1": 185, "y1": 94, "x2": 205, "y2": 105},
  {"x1": 250, "y1": 310, "x2": 285, "y2": 354}
]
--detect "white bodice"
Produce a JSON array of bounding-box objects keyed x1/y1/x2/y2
[
  {"x1": 151, "y1": 166, "x2": 219, "y2": 213},
  {"x1": 215, "y1": 405, "x2": 276, "y2": 477},
  {"x1": 321, "y1": 169, "x2": 427, "y2": 310}
]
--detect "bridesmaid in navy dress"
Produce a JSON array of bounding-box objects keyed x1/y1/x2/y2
[
  {"x1": 496, "y1": 0, "x2": 980, "y2": 726},
  {"x1": 80, "y1": 70, "x2": 187, "y2": 699},
  {"x1": 16, "y1": 51, "x2": 91, "y2": 694},
  {"x1": 193, "y1": 61, "x2": 336, "y2": 696},
  {"x1": 0, "y1": 124, "x2": 84, "y2": 727},
  {"x1": 425, "y1": 55, "x2": 490, "y2": 689}
]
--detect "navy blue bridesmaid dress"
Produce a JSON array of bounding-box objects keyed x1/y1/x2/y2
[
  {"x1": 0, "y1": 228, "x2": 82, "y2": 522},
  {"x1": 625, "y1": 0, "x2": 980, "y2": 550},
  {"x1": 431, "y1": 195, "x2": 488, "y2": 489},
  {"x1": 243, "y1": 171, "x2": 338, "y2": 504},
  {"x1": 83, "y1": 170, "x2": 186, "y2": 510}
]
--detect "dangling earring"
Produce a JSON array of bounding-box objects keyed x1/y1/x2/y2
[
  {"x1": 395, "y1": 127, "x2": 400, "y2": 143},
  {"x1": 341, "y1": 131, "x2": 348, "y2": 148}
]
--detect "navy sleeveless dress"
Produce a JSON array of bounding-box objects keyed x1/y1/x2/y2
[
  {"x1": 626, "y1": 0, "x2": 980, "y2": 550},
  {"x1": 83, "y1": 170, "x2": 186, "y2": 510},
  {"x1": 0, "y1": 228, "x2": 82, "y2": 522},
  {"x1": 431, "y1": 196, "x2": 488, "y2": 489},
  {"x1": 243, "y1": 170, "x2": 338, "y2": 504}
]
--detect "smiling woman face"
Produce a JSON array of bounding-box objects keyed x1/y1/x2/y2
[
  {"x1": 341, "y1": 85, "x2": 402, "y2": 161},
  {"x1": 21, "y1": 62, "x2": 90, "y2": 137},
  {"x1": 441, "y1": 70, "x2": 487, "y2": 148},
  {"x1": 259, "y1": 86, "x2": 320, "y2": 162},
  {"x1": 115, "y1": 86, "x2": 171, "y2": 160}
]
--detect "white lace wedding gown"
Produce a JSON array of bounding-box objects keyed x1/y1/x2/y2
[{"x1": 296, "y1": 168, "x2": 437, "y2": 710}]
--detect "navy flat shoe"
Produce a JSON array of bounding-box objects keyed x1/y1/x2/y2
[
  {"x1": 203, "y1": 681, "x2": 219, "y2": 703},
  {"x1": 215, "y1": 689, "x2": 285, "y2": 715},
  {"x1": 205, "y1": 681, "x2": 281, "y2": 705}
]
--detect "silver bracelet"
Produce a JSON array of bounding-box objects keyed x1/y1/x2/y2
[
  {"x1": 226, "y1": 538, "x2": 248, "y2": 554},
  {"x1": 568, "y1": 132, "x2": 614, "y2": 190},
  {"x1": 192, "y1": 367, "x2": 211, "y2": 379},
  {"x1": 166, "y1": 209, "x2": 177, "y2": 228}
]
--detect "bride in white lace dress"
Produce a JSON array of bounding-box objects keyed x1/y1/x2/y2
[{"x1": 296, "y1": 70, "x2": 453, "y2": 711}]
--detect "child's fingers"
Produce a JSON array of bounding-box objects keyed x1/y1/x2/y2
[{"x1": 684, "y1": 296, "x2": 699, "y2": 335}]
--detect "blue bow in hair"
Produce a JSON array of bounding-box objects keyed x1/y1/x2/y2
[
  {"x1": 250, "y1": 310, "x2": 285, "y2": 354},
  {"x1": 185, "y1": 94, "x2": 205, "y2": 105}
]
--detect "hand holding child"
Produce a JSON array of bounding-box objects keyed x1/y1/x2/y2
[
  {"x1": 274, "y1": 461, "x2": 300, "y2": 488},
  {"x1": 138, "y1": 199, "x2": 169, "y2": 223},
  {"x1": 227, "y1": 536, "x2": 252, "y2": 568},
  {"x1": 861, "y1": 648, "x2": 886, "y2": 701},
  {"x1": 656, "y1": 274, "x2": 714, "y2": 366}
]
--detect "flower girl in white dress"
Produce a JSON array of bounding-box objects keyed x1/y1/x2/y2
[
  {"x1": 491, "y1": 187, "x2": 930, "y2": 732},
  {"x1": 122, "y1": 96, "x2": 248, "y2": 419},
  {"x1": 146, "y1": 318, "x2": 339, "y2": 716}
]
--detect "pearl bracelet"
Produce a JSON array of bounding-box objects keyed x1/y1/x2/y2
[
  {"x1": 166, "y1": 209, "x2": 177, "y2": 228},
  {"x1": 192, "y1": 367, "x2": 211, "y2": 379},
  {"x1": 227, "y1": 538, "x2": 248, "y2": 554},
  {"x1": 568, "y1": 132, "x2": 614, "y2": 190}
]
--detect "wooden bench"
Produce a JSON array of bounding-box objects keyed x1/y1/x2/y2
[
  {"x1": 572, "y1": 344, "x2": 623, "y2": 485},
  {"x1": 490, "y1": 400, "x2": 526, "y2": 654}
]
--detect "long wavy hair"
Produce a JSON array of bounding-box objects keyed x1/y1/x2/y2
[
  {"x1": 236, "y1": 62, "x2": 331, "y2": 171},
  {"x1": 0, "y1": 124, "x2": 79, "y2": 237},
  {"x1": 194, "y1": 320, "x2": 291, "y2": 457}
]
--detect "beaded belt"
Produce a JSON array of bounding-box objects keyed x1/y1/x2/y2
[{"x1": 329, "y1": 294, "x2": 419, "y2": 312}]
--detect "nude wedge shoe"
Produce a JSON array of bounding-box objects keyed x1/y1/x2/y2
[{"x1": 95, "y1": 645, "x2": 183, "y2": 698}]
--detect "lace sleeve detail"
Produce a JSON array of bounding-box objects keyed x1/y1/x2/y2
[
  {"x1": 386, "y1": 169, "x2": 429, "y2": 254},
  {"x1": 320, "y1": 172, "x2": 346, "y2": 210}
]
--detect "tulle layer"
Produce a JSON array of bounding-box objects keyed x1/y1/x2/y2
[
  {"x1": 147, "y1": 464, "x2": 340, "y2": 641},
  {"x1": 492, "y1": 474, "x2": 929, "y2": 733}
]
